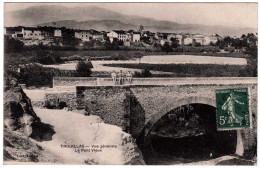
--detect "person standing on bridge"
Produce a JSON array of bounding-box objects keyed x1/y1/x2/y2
[
  {"x1": 111, "y1": 70, "x2": 117, "y2": 85},
  {"x1": 126, "y1": 71, "x2": 133, "y2": 84},
  {"x1": 119, "y1": 70, "x2": 124, "y2": 85}
]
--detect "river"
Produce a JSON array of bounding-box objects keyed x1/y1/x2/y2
[{"x1": 43, "y1": 55, "x2": 247, "y2": 71}]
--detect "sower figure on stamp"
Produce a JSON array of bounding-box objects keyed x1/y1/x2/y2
[{"x1": 222, "y1": 92, "x2": 244, "y2": 126}]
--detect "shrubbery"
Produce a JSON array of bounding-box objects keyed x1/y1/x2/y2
[
  {"x1": 134, "y1": 69, "x2": 153, "y2": 77},
  {"x1": 106, "y1": 63, "x2": 247, "y2": 77},
  {"x1": 174, "y1": 46, "x2": 219, "y2": 53},
  {"x1": 4, "y1": 36, "x2": 24, "y2": 53},
  {"x1": 19, "y1": 64, "x2": 57, "y2": 87},
  {"x1": 76, "y1": 61, "x2": 92, "y2": 77},
  {"x1": 35, "y1": 49, "x2": 63, "y2": 65}
]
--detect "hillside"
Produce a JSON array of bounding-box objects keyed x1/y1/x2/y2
[
  {"x1": 5, "y1": 5, "x2": 257, "y2": 36},
  {"x1": 38, "y1": 20, "x2": 138, "y2": 31}
]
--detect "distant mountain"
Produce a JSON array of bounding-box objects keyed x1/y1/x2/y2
[
  {"x1": 37, "y1": 20, "x2": 138, "y2": 31},
  {"x1": 5, "y1": 5, "x2": 257, "y2": 36}
]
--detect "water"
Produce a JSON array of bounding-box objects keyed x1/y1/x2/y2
[
  {"x1": 43, "y1": 55, "x2": 247, "y2": 71},
  {"x1": 140, "y1": 55, "x2": 247, "y2": 65}
]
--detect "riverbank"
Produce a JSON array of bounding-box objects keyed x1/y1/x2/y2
[
  {"x1": 56, "y1": 50, "x2": 247, "y2": 61},
  {"x1": 33, "y1": 108, "x2": 144, "y2": 164},
  {"x1": 103, "y1": 63, "x2": 247, "y2": 77}
]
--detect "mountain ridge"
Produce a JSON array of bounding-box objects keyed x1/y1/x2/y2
[{"x1": 5, "y1": 5, "x2": 257, "y2": 36}]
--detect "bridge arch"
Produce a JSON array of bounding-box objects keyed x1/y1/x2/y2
[
  {"x1": 137, "y1": 96, "x2": 244, "y2": 163},
  {"x1": 143, "y1": 96, "x2": 216, "y2": 137}
]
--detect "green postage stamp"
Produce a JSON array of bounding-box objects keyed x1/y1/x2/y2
[{"x1": 216, "y1": 88, "x2": 251, "y2": 130}]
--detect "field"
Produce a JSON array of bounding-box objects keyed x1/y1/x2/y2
[{"x1": 56, "y1": 50, "x2": 247, "y2": 60}]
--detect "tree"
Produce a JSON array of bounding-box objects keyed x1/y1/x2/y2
[
  {"x1": 135, "y1": 52, "x2": 143, "y2": 64},
  {"x1": 139, "y1": 25, "x2": 144, "y2": 33},
  {"x1": 223, "y1": 36, "x2": 231, "y2": 47},
  {"x1": 83, "y1": 41, "x2": 94, "y2": 49},
  {"x1": 118, "y1": 40, "x2": 124, "y2": 46},
  {"x1": 104, "y1": 38, "x2": 119, "y2": 50},
  {"x1": 134, "y1": 69, "x2": 153, "y2": 77},
  {"x1": 35, "y1": 49, "x2": 62, "y2": 65},
  {"x1": 239, "y1": 33, "x2": 257, "y2": 77},
  {"x1": 141, "y1": 69, "x2": 152, "y2": 77},
  {"x1": 76, "y1": 61, "x2": 92, "y2": 77},
  {"x1": 4, "y1": 36, "x2": 24, "y2": 53},
  {"x1": 193, "y1": 41, "x2": 201, "y2": 47},
  {"x1": 170, "y1": 37, "x2": 179, "y2": 48},
  {"x1": 162, "y1": 42, "x2": 173, "y2": 53},
  {"x1": 209, "y1": 41, "x2": 215, "y2": 46}
]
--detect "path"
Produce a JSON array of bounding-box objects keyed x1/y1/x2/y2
[{"x1": 32, "y1": 108, "x2": 130, "y2": 164}]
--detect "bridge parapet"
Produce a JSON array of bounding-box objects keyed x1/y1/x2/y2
[{"x1": 53, "y1": 77, "x2": 257, "y2": 88}]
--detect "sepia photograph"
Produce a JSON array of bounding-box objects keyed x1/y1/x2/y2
[{"x1": 2, "y1": 1, "x2": 258, "y2": 165}]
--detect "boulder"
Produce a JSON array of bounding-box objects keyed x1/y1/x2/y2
[{"x1": 4, "y1": 83, "x2": 55, "y2": 141}]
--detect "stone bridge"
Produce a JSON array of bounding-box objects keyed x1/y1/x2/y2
[{"x1": 51, "y1": 77, "x2": 257, "y2": 157}]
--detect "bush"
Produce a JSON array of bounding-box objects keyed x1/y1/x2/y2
[
  {"x1": 134, "y1": 69, "x2": 153, "y2": 77},
  {"x1": 58, "y1": 102, "x2": 67, "y2": 109},
  {"x1": 34, "y1": 49, "x2": 63, "y2": 65},
  {"x1": 161, "y1": 43, "x2": 173, "y2": 53},
  {"x1": 44, "y1": 101, "x2": 55, "y2": 109},
  {"x1": 76, "y1": 61, "x2": 92, "y2": 77},
  {"x1": 4, "y1": 36, "x2": 24, "y2": 53},
  {"x1": 19, "y1": 64, "x2": 57, "y2": 87}
]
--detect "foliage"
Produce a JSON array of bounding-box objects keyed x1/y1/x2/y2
[
  {"x1": 83, "y1": 41, "x2": 94, "y2": 49},
  {"x1": 193, "y1": 41, "x2": 201, "y2": 47},
  {"x1": 161, "y1": 42, "x2": 173, "y2": 53},
  {"x1": 19, "y1": 64, "x2": 57, "y2": 87},
  {"x1": 170, "y1": 38, "x2": 179, "y2": 48},
  {"x1": 4, "y1": 36, "x2": 24, "y2": 53},
  {"x1": 239, "y1": 33, "x2": 258, "y2": 77},
  {"x1": 216, "y1": 33, "x2": 257, "y2": 50},
  {"x1": 134, "y1": 69, "x2": 153, "y2": 77},
  {"x1": 105, "y1": 63, "x2": 247, "y2": 77},
  {"x1": 76, "y1": 61, "x2": 92, "y2": 77},
  {"x1": 34, "y1": 49, "x2": 63, "y2": 65},
  {"x1": 104, "y1": 38, "x2": 119, "y2": 50},
  {"x1": 175, "y1": 46, "x2": 219, "y2": 53}
]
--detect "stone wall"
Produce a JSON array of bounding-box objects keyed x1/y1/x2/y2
[
  {"x1": 74, "y1": 81, "x2": 257, "y2": 158},
  {"x1": 54, "y1": 77, "x2": 257, "y2": 87},
  {"x1": 77, "y1": 86, "x2": 128, "y2": 129},
  {"x1": 129, "y1": 90, "x2": 146, "y2": 138},
  {"x1": 130, "y1": 84, "x2": 257, "y2": 158},
  {"x1": 53, "y1": 77, "x2": 97, "y2": 87},
  {"x1": 44, "y1": 92, "x2": 77, "y2": 109},
  {"x1": 240, "y1": 85, "x2": 257, "y2": 159}
]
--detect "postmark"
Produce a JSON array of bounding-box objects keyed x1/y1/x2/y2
[{"x1": 216, "y1": 88, "x2": 250, "y2": 130}]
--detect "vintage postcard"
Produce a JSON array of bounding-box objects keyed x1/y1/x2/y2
[{"x1": 3, "y1": 2, "x2": 257, "y2": 165}]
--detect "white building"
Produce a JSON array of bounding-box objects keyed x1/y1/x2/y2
[
  {"x1": 75, "y1": 30, "x2": 92, "y2": 41},
  {"x1": 132, "y1": 32, "x2": 140, "y2": 42},
  {"x1": 175, "y1": 34, "x2": 183, "y2": 45},
  {"x1": 5, "y1": 27, "x2": 24, "y2": 38},
  {"x1": 24, "y1": 28, "x2": 42, "y2": 40},
  {"x1": 54, "y1": 29, "x2": 62, "y2": 37},
  {"x1": 183, "y1": 36, "x2": 193, "y2": 45},
  {"x1": 193, "y1": 34, "x2": 205, "y2": 45},
  {"x1": 204, "y1": 34, "x2": 219, "y2": 45},
  {"x1": 107, "y1": 30, "x2": 130, "y2": 42},
  {"x1": 167, "y1": 33, "x2": 176, "y2": 41}
]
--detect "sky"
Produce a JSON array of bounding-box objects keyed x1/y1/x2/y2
[{"x1": 4, "y1": 2, "x2": 258, "y2": 28}]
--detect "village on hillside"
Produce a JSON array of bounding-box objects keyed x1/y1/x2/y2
[{"x1": 4, "y1": 25, "x2": 239, "y2": 47}]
